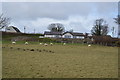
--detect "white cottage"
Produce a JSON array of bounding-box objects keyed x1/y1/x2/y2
[
  {"x1": 62, "y1": 32, "x2": 85, "y2": 39},
  {"x1": 44, "y1": 31, "x2": 62, "y2": 38},
  {"x1": 44, "y1": 31, "x2": 85, "y2": 39},
  {"x1": 5, "y1": 26, "x2": 21, "y2": 33}
]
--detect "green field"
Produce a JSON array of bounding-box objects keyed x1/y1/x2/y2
[{"x1": 2, "y1": 43, "x2": 118, "y2": 78}]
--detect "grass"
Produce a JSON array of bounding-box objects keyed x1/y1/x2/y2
[{"x1": 2, "y1": 42, "x2": 118, "y2": 78}]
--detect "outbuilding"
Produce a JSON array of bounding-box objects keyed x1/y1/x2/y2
[{"x1": 5, "y1": 26, "x2": 21, "y2": 33}]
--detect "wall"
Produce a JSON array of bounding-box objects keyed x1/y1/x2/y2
[
  {"x1": 45, "y1": 35, "x2": 62, "y2": 38},
  {"x1": 74, "y1": 36, "x2": 84, "y2": 39},
  {"x1": 62, "y1": 33, "x2": 73, "y2": 38}
]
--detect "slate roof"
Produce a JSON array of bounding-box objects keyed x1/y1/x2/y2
[
  {"x1": 63, "y1": 31, "x2": 84, "y2": 36},
  {"x1": 44, "y1": 31, "x2": 62, "y2": 35},
  {"x1": 44, "y1": 31, "x2": 85, "y2": 36},
  {"x1": 12, "y1": 26, "x2": 21, "y2": 33}
]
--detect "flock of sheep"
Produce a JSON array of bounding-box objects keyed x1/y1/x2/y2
[{"x1": 12, "y1": 41, "x2": 91, "y2": 47}]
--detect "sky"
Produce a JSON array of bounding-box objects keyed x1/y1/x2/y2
[{"x1": 1, "y1": 2, "x2": 118, "y2": 37}]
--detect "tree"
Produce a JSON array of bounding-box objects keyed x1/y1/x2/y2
[
  {"x1": 69, "y1": 29, "x2": 73, "y2": 32},
  {"x1": 114, "y1": 15, "x2": 120, "y2": 37},
  {"x1": 0, "y1": 14, "x2": 10, "y2": 29},
  {"x1": 114, "y1": 15, "x2": 120, "y2": 25},
  {"x1": 48, "y1": 23, "x2": 65, "y2": 32},
  {"x1": 91, "y1": 18, "x2": 108, "y2": 36}
]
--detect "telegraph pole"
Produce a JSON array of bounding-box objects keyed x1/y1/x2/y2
[
  {"x1": 24, "y1": 26, "x2": 26, "y2": 33},
  {"x1": 34, "y1": 29, "x2": 35, "y2": 34},
  {"x1": 118, "y1": 1, "x2": 120, "y2": 38},
  {"x1": 112, "y1": 27, "x2": 115, "y2": 37}
]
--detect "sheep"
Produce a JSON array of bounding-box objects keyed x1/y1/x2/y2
[
  {"x1": 39, "y1": 43, "x2": 43, "y2": 45},
  {"x1": 63, "y1": 43, "x2": 66, "y2": 45},
  {"x1": 88, "y1": 44, "x2": 91, "y2": 47},
  {"x1": 50, "y1": 43, "x2": 53, "y2": 46},
  {"x1": 12, "y1": 41, "x2": 16, "y2": 44},
  {"x1": 44, "y1": 43, "x2": 48, "y2": 46},
  {"x1": 25, "y1": 42, "x2": 28, "y2": 45}
]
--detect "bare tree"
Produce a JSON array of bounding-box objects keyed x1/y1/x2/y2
[
  {"x1": 48, "y1": 23, "x2": 65, "y2": 32},
  {"x1": 114, "y1": 15, "x2": 120, "y2": 37},
  {"x1": 114, "y1": 15, "x2": 120, "y2": 25},
  {"x1": 69, "y1": 29, "x2": 73, "y2": 32},
  {"x1": 0, "y1": 14, "x2": 11, "y2": 29},
  {"x1": 91, "y1": 18, "x2": 108, "y2": 36}
]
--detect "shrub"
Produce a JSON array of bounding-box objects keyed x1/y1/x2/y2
[
  {"x1": 39, "y1": 38, "x2": 56, "y2": 43},
  {"x1": 115, "y1": 41, "x2": 120, "y2": 47}
]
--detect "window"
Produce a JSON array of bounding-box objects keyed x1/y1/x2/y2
[
  {"x1": 73, "y1": 36, "x2": 76, "y2": 38},
  {"x1": 65, "y1": 35, "x2": 71, "y2": 38},
  {"x1": 55, "y1": 35, "x2": 60, "y2": 38},
  {"x1": 6, "y1": 29, "x2": 10, "y2": 30}
]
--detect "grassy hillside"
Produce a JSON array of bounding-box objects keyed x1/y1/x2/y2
[{"x1": 2, "y1": 43, "x2": 118, "y2": 78}]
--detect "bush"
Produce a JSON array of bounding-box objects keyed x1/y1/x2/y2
[
  {"x1": 39, "y1": 38, "x2": 56, "y2": 43},
  {"x1": 115, "y1": 41, "x2": 120, "y2": 47}
]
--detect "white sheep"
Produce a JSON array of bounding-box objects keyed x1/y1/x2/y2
[
  {"x1": 88, "y1": 44, "x2": 91, "y2": 47},
  {"x1": 44, "y1": 43, "x2": 48, "y2": 46},
  {"x1": 39, "y1": 43, "x2": 43, "y2": 45},
  {"x1": 50, "y1": 43, "x2": 53, "y2": 46},
  {"x1": 63, "y1": 43, "x2": 66, "y2": 45},
  {"x1": 12, "y1": 41, "x2": 16, "y2": 44},
  {"x1": 25, "y1": 42, "x2": 28, "y2": 45}
]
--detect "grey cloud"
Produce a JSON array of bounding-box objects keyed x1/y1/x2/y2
[
  {"x1": 2, "y1": 2, "x2": 104, "y2": 20},
  {"x1": 1, "y1": 2, "x2": 118, "y2": 36}
]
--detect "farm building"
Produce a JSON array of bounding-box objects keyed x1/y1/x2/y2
[{"x1": 5, "y1": 26, "x2": 21, "y2": 33}]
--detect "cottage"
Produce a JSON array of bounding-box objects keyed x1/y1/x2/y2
[
  {"x1": 44, "y1": 31, "x2": 62, "y2": 38},
  {"x1": 5, "y1": 26, "x2": 21, "y2": 33},
  {"x1": 62, "y1": 32, "x2": 85, "y2": 39}
]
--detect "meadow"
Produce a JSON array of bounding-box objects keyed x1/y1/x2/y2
[{"x1": 2, "y1": 42, "x2": 118, "y2": 78}]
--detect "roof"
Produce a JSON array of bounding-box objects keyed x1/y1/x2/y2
[
  {"x1": 12, "y1": 26, "x2": 21, "y2": 33},
  {"x1": 63, "y1": 31, "x2": 84, "y2": 36},
  {"x1": 44, "y1": 31, "x2": 62, "y2": 35},
  {"x1": 44, "y1": 31, "x2": 85, "y2": 36}
]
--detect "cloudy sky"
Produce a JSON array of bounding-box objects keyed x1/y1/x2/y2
[{"x1": 2, "y1": 2, "x2": 118, "y2": 36}]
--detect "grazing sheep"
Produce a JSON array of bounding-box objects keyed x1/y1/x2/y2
[
  {"x1": 25, "y1": 42, "x2": 28, "y2": 45},
  {"x1": 44, "y1": 43, "x2": 48, "y2": 46},
  {"x1": 88, "y1": 44, "x2": 91, "y2": 47},
  {"x1": 63, "y1": 43, "x2": 66, "y2": 45},
  {"x1": 30, "y1": 49, "x2": 34, "y2": 51},
  {"x1": 39, "y1": 50, "x2": 41, "y2": 52},
  {"x1": 50, "y1": 43, "x2": 53, "y2": 46},
  {"x1": 39, "y1": 43, "x2": 43, "y2": 45},
  {"x1": 12, "y1": 41, "x2": 16, "y2": 44}
]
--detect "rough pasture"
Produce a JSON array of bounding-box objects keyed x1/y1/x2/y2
[{"x1": 2, "y1": 43, "x2": 118, "y2": 78}]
